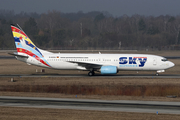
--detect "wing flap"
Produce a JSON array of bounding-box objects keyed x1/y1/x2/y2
[{"x1": 67, "y1": 61, "x2": 102, "y2": 69}]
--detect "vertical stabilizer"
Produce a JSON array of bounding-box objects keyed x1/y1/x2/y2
[{"x1": 11, "y1": 24, "x2": 51, "y2": 67}]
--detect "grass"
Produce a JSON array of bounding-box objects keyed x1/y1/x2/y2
[
  {"x1": 0, "y1": 107, "x2": 180, "y2": 120},
  {"x1": 1, "y1": 77, "x2": 180, "y2": 101},
  {"x1": 1, "y1": 82, "x2": 180, "y2": 97}
]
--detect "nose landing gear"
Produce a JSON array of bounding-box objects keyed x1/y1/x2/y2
[{"x1": 156, "y1": 70, "x2": 165, "y2": 76}]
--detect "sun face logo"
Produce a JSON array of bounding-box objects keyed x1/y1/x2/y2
[
  {"x1": 18, "y1": 43, "x2": 20, "y2": 45},
  {"x1": 19, "y1": 49, "x2": 22, "y2": 52},
  {"x1": 13, "y1": 29, "x2": 16, "y2": 31}
]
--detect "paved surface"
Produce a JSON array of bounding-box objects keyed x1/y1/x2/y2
[
  {"x1": 1, "y1": 56, "x2": 180, "y2": 59},
  {"x1": 0, "y1": 96, "x2": 180, "y2": 114},
  {"x1": 1, "y1": 74, "x2": 180, "y2": 78}
]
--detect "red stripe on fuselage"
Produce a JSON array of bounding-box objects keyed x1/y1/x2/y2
[{"x1": 17, "y1": 48, "x2": 51, "y2": 67}]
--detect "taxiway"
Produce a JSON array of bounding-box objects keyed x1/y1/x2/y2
[
  {"x1": 0, "y1": 74, "x2": 180, "y2": 78},
  {"x1": 0, "y1": 96, "x2": 180, "y2": 114}
]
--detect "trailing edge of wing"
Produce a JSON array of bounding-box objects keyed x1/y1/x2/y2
[
  {"x1": 67, "y1": 61, "x2": 102, "y2": 69},
  {"x1": 8, "y1": 52, "x2": 29, "y2": 58}
]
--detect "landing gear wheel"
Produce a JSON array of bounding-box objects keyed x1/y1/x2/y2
[
  {"x1": 88, "y1": 71, "x2": 95, "y2": 76},
  {"x1": 88, "y1": 72, "x2": 93, "y2": 76},
  {"x1": 156, "y1": 73, "x2": 159, "y2": 76}
]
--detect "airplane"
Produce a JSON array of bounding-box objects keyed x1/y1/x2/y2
[{"x1": 10, "y1": 24, "x2": 175, "y2": 76}]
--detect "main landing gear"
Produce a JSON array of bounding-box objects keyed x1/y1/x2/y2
[{"x1": 88, "y1": 71, "x2": 95, "y2": 76}]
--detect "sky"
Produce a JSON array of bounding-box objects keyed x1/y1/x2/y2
[{"x1": 1, "y1": 0, "x2": 180, "y2": 17}]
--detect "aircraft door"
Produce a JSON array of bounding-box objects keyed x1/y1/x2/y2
[
  {"x1": 153, "y1": 57, "x2": 157, "y2": 65},
  {"x1": 101, "y1": 58, "x2": 105, "y2": 63},
  {"x1": 36, "y1": 57, "x2": 42, "y2": 64},
  {"x1": 28, "y1": 57, "x2": 41, "y2": 65}
]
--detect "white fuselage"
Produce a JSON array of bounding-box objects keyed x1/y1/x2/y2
[{"x1": 18, "y1": 53, "x2": 174, "y2": 72}]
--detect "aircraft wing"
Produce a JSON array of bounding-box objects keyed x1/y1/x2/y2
[
  {"x1": 8, "y1": 52, "x2": 29, "y2": 58},
  {"x1": 67, "y1": 61, "x2": 102, "y2": 69}
]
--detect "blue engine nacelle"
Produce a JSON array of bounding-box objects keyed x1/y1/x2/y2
[{"x1": 100, "y1": 66, "x2": 117, "y2": 74}]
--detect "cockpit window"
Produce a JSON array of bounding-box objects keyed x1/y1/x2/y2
[{"x1": 161, "y1": 58, "x2": 168, "y2": 62}]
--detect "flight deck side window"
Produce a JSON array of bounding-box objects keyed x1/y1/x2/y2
[{"x1": 161, "y1": 58, "x2": 168, "y2": 62}]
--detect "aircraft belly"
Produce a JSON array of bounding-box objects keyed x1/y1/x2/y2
[
  {"x1": 118, "y1": 64, "x2": 144, "y2": 70},
  {"x1": 118, "y1": 67, "x2": 143, "y2": 71}
]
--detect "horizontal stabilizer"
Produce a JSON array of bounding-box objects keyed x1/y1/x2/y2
[{"x1": 8, "y1": 52, "x2": 29, "y2": 58}]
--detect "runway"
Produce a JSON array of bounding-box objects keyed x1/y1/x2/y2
[
  {"x1": 0, "y1": 96, "x2": 180, "y2": 114},
  {"x1": 1, "y1": 74, "x2": 180, "y2": 78}
]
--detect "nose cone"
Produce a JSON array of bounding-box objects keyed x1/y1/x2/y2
[{"x1": 169, "y1": 61, "x2": 175, "y2": 68}]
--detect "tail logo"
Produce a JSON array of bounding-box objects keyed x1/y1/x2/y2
[{"x1": 11, "y1": 25, "x2": 51, "y2": 67}]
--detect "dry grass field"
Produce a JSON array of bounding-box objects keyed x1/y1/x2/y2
[
  {"x1": 1, "y1": 77, "x2": 180, "y2": 102},
  {"x1": 1, "y1": 107, "x2": 180, "y2": 120}
]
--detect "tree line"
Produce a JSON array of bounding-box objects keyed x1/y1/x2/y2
[{"x1": 0, "y1": 10, "x2": 180, "y2": 50}]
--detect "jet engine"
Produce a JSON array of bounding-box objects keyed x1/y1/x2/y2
[{"x1": 100, "y1": 66, "x2": 117, "y2": 74}]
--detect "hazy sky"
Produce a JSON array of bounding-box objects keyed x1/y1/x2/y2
[{"x1": 1, "y1": 0, "x2": 180, "y2": 17}]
